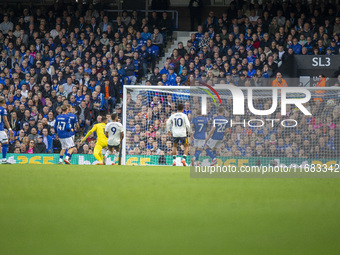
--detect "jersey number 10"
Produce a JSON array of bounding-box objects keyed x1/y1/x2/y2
[{"x1": 174, "y1": 118, "x2": 183, "y2": 127}]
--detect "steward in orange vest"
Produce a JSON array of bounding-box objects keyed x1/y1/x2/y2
[
  {"x1": 271, "y1": 72, "x2": 288, "y2": 87},
  {"x1": 314, "y1": 75, "x2": 327, "y2": 102}
]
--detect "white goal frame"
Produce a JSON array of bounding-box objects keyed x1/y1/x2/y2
[
  {"x1": 122, "y1": 85, "x2": 191, "y2": 165},
  {"x1": 122, "y1": 85, "x2": 340, "y2": 165}
]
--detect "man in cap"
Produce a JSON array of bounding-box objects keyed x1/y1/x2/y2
[
  {"x1": 167, "y1": 66, "x2": 177, "y2": 85},
  {"x1": 35, "y1": 135, "x2": 47, "y2": 153},
  {"x1": 180, "y1": 67, "x2": 189, "y2": 83},
  {"x1": 28, "y1": 117, "x2": 37, "y2": 129}
]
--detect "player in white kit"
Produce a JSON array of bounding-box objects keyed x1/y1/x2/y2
[
  {"x1": 105, "y1": 113, "x2": 124, "y2": 165},
  {"x1": 166, "y1": 103, "x2": 191, "y2": 166}
]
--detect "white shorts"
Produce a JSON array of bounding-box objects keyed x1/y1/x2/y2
[
  {"x1": 194, "y1": 139, "x2": 205, "y2": 149},
  {"x1": 60, "y1": 137, "x2": 75, "y2": 150},
  {"x1": 206, "y1": 139, "x2": 222, "y2": 149},
  {"x1": 0, "y1": 131, "x2": 8, "y2": 143}
]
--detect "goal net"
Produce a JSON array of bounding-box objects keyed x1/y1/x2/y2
[{"x1": 122, "y1": 83, "x2": 340, "y2": 167}]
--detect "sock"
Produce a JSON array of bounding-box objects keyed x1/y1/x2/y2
[
  {"x1": 68, "y1": 153, "x2": 72, "y2": 159},
  {"x1": 194, "y1": 150, "x2": 201, "y2": 161},
  {"x1": 65, "y1": 153, "x2": 70, "y2": 160},
  {"x1": 173, "y1": 155, "x2": 176, "y2": 161},
  {"x1": 183, "y1": 155, "x2": 187, "y2": 160},
  {"x1": 2, "y1": 144, "x2": 8, "y2": 161},
  {"x1": 65, "y1": 149, "x2": 68, "y2": 155},
  {"x1": 59, "y1": 155, "x2": 63, "y2": 162},
  {"x1": 206, "y1": 149, "x2": 215, "y2": 160},
  {"x1": 105, "y1": 150, "x2": 110, "y2": 158}
]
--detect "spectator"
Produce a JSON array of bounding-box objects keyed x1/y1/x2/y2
[
  {"x1": 271, "y1": 72, "x2": 287, "y2": 87},
  {"x1": 291, "y1": 38, "x2": 302, "y2": 54},
  {"x1": 123, "y1": 58, "x2": 136, "y2": 85},
  {"x1": 35, "y1": 136, "x2": 47, "y2": 153},
  {"x1": 28, "y1": 127, "x2": 39, "y2": 142},
  {"x1": 151, "y1": 28, "x2": 164, "y2": 57},
  {"x1": 101, "y1": 78, "x2": 116, "y2": 111},
  {"x1": 189, "y1": 0, "x2": 203, "y2": 31},
  {"x1": 41, "y1": 128, "x2": 53, "y2": 153},
  {"x1": 159, "y1": 12, "x2": 172, "y2": 40},
  {"x1": 150, "y1": 67, "x2": 162, "y2": 85},
  {"x1": 26, "y1": 140, "x2": 37, "y2": 154},
  {"x1": 76, "y1": 100, "x2": 91, "y2": 135},
  {"x1": 334, "y1": 17, "x2": 340, "y2": 35},
  {"x1": 9, "y1": 111, "x2": 20, "y2": 131},
  {"x1": 99, "y1": 16, "x2": 113, "y2": 32},
  {"x1": 0, "y1": 15, "x2": 14, "y2": 35}
]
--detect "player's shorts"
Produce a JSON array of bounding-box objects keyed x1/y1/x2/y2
[
  {"x1": 172, "y1": 137, "x2": 188, "y2": 145},
  {"x1": 60, "y1": 137, "x2": 75, "y2": 150},
  {"x1": 0, "y1": 131, "x2": 8, "y2": 143},
  {"x1": 206, "y1": 139, "x2": 222, "y2": 149},
  {"x1": 194, "y1": 139, "x2": 205, "y2": 149},
  {"x1": 108, "y1": 144, "x2": 120, "y2": 151}
]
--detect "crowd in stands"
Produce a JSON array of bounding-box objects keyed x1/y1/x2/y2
[
  {"x1": 154, "y1": 2, "x2": 340, "y2": 87},
  {"x1": 0, "y1": 1, "x2": 339, "y2": 159},
  {"x1": 0, "y1": 2, "x2": 173, "y2": 154}
]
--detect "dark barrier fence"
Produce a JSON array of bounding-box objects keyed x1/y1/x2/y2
[{"x1": 293, "y1": 55, "x2": 340, "y2": 78}]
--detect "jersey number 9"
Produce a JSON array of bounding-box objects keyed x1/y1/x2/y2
[{"x1": 111, "y1": 127, "x2": 117, "y2": 135}]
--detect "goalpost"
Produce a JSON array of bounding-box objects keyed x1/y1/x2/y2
[
  {"x1": 123, "y1": 85, "x2": 340, "y2": 167},
  {"x1": 122, "y1": 85, "x2": 192, "y2": 165}
]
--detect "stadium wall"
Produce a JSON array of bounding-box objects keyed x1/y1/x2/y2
[{"x1": 6, "y1": 154, "x2": 340, "y2": 168}]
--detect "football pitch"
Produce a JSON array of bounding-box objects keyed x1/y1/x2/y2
[{"x1": 0, "y1": 165, "x2": 339, "y2": 255}]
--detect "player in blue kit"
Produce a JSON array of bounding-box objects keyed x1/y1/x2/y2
[
  {"x1": 54, "y1": 105, "x2": 75, "y2": 164},
  {"x1": 64, "y1": 105, "x2": 79, "y2": 162},
  {"x1": 0, "y1": 97, "x2": 14, "y2": 164},
  {"x1": 205, "y1": 107, "x2": 228, "y2": 165},
  {"x1": 191, "y1": 110, "x2": 208, "y2": 166},
  {"x1": 67, "y1": 105, "x2": 79, "y2": 136}
]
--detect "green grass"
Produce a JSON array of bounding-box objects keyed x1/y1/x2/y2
[{"x1": 0, "y1": 165, "x2": 339, "y2": 255}]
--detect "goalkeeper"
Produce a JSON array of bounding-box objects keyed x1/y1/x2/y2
[{"x1": 80, "y1": 116, "x2": 108, "y2": 165}]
